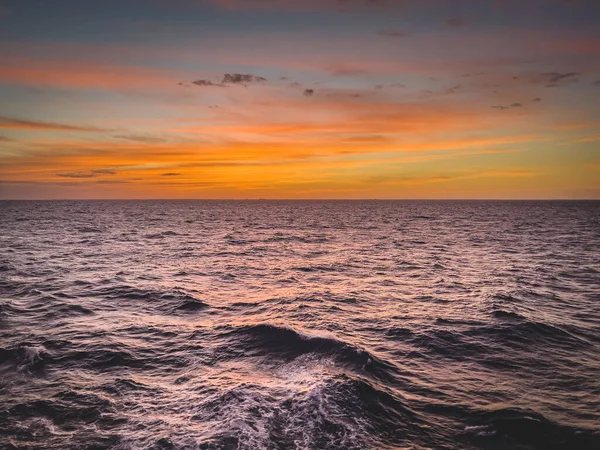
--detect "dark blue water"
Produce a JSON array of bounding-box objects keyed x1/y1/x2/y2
[{"x1": 1, "y1": 200, "x2": 599, "y2": 449}]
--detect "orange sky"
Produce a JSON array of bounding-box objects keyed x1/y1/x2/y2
[{"x1": 0, "y1": 0, "x2": 599, "y2": 199}]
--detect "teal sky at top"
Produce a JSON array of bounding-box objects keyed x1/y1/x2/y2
[{"x1": 2, "y1": 0, "x2": 599, "y2": 45}]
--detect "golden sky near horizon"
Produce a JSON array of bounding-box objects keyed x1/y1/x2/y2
[{"x1": 0, "y1": 0, "x2": 599, "y2": 199}]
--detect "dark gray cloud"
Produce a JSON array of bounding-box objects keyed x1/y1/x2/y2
[
  {"x1": 304, "y1": 89, "x2": 315, "y2": 97},
  {"x1": 57, "y1": 172, "x2": 96, "y2": 179},
  {"x1": 222, "y1": 73, "x2": 267, "y2": 84},
  {"x1": 545, "y1": 72, "x2": 579, "y2": 83},
  {"x1": 418, "y1": 84, "x2": 460, "y2": 99},
  {"x1": 188, "y1": 73, "x2": 268, "y2": 88},
  {"x1": 191, "y1": 79, "x2": 224, "y2": 87},
  {"x1": 57, "y1": 168, "x2": 118, "y2": 178},
  {"x1": 461, "y1": 72, "x2": 486, "y2": 78},
  {"x1": 92, "y1": 168, "x2": 118, "y2": 175},
  {"x1": 532, "y1": 97, "x2": 542, "y2": 102},
  {"x1": 491, "y1": 102, "x2": 523, "y2": 110},
  {"x1": 377, "y1": 29, "x2": 409, "y2": 37},
  {"x1": 593, "y1": 80, "x2": 600, "y2": 86},
  {"x1": 445, "y1": 18, "x2": 465, "y2": 27},
  {"x1": 161, "y1": 172, "x2": 181, "y2": 177},
  {"x1": 542, "y1": 72, "x2": 580, "y2": 87},
  {"x1": 96, "y1": 180, "x2": 130, "y2": 184}
]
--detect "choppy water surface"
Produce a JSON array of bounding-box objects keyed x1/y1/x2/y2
[{"x1": 1, "y1": 200, "x2": 599, "y2": 450}]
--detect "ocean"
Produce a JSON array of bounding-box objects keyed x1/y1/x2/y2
[{"x1": 0, "y1": 200, "x2": 599, "y2": 449}]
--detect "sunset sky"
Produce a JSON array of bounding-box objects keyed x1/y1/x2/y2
[{"x1": 0, "y1": 0, "x2": 599, "y2": 199}]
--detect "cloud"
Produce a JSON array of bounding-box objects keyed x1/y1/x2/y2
[
  {"x1": 491, "y1": 102, "x2": 523, "y2": 110},
  {"x1": 191, "y1": 79, "x2": 224, "y2": 87},
  {"x1": 514, "y1": 71, "x2": 583, "y2": 89},
  {"x1": 303, "y1": 89, "x2": 315, "y2": 97},
  {"x1": 57, "y1": 172, "x2": 96, "y2": 179},
  {"x1": 222, "y1": 73, "x2": 267, "y2": 84},
  {"x1": 57, "y1": 168, "x2": 118, "y2": 178},
  {"x1": 189, "y1": 73, "x2": 268, "y2": 88},
  {"x1": 377, "y1": 29, "x2": 409, "y2": 38},
  {"x1": 0, "y1": 135, "x2": 14, "y2": 142},
  {"x1": 532, "y1": 97, "x2": 542, "y2": 102},
  {"x1": 161, "y1": 172, "x2": 181, "y2": 176},
  {"x1": 96, "y1": 180, "x2": 130, "y2": 184},
  {"x1": 445, "y1": 18, "x2": 465, "y2": 27},
  {"x1": 545, "y1": 72, "x2": 580, "y2": 83},
  {"x1": 542, "y1": 71, "x2": 580, "y2": 87},
  {"x1": 0, "y1": 116, "x2": 109, "y2": 132},
  {"x1": 418, "y1": 84, "x2": 461, "y2": 99},
  {"x1": 116, "y1": 134, "x2": 167, "y2": 143},
  {"x1": 92, "y1": 168, "x2": 118, "y2": 175},
  {"x1": 593, "y1": 80, "x2": 600, "y2": 86}
]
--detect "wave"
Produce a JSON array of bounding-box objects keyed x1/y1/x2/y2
[
  {"x1": 52, "y1": 347, "x2": 146, "y2": 370},
  {"x1": 89, "y1": 285, "x2": 208, "y2": 314},
  {"x1": 144, "y1": 230, "x2": 179, "y2": 239},
  {"x1": 293, "y1": 264, "x2": 345, "y2": 273},
  {"x1": 402, "y1": 315, "x2": 592, "y2": 364},
  {"x1": 46, "y1": 302, "x2": 95, "y2": 318},
  {"x1": 384, "y1": 326, "x2": 415, "y2": 339},
  {"x1": 492, "y1": 308, "x2": 525, "y2": 321},
  {"x1": 465, "y1": 319, "x2": 592, "y2": 350},
  {"x1": 2, "y1": 391, "x2": 120, "y2": 449},
  {"x1": 181, "y1": 374, "x2": 424, "y2": 450},
  {"x1": 464, "y1": 407, "x2": 600, "y2": 449},
  {"x1": 0, "y1": 344, "x2": 49, "y2": 371},
  {"x1": 407, "y1": 329, "x2": 489, "y2": 362},
  {"x1": 264, "y1": 234, "x2": 329, "y2": 244},
  {"x1": 173, "y1": 298, "x2": 208, "y2": 313},
  {"x1": 0, "y1": 300, "x2": 17, "y2": 319},
  {"x1": 219, "y1": 323, "x2": 398, "y2": 380},
  {"x1": 76, "y1": 226, "x2": 103, "y2": 233}
]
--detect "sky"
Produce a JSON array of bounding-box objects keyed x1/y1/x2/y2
[{"x1": 0, "y1": 0, "x2": 599, "y2": 199}]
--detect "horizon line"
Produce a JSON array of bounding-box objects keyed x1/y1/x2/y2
[{"x1": 1, "y1": 198, "x2": 599, "y2": 202}]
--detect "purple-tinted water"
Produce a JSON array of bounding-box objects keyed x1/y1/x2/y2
[{"x1": 1, "y1": 200, "x2": 599, "y2": 449}]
